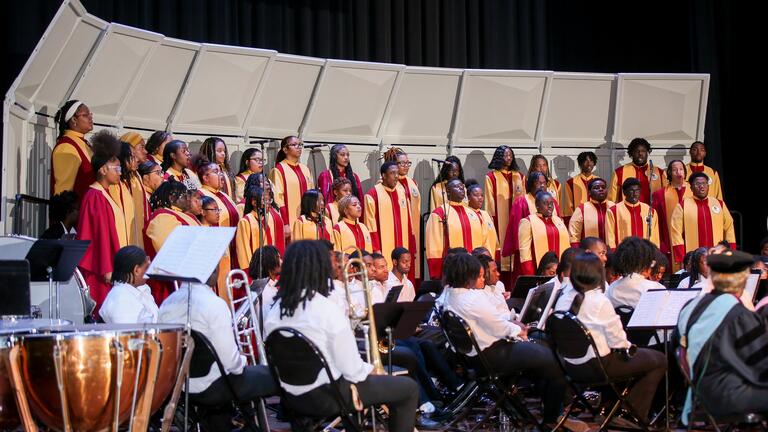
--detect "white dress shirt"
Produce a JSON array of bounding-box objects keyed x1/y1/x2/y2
[
  {"x1": 442, "y1": 287, "x2": 522, "y2": 356},
  {"x1": 565, "y1": 289, "x2": 631, "y2": 361},
  {"x1": 483, "y1": 285, "x2": 511, "y2": 320},
  {"x1": 261, "y1": 279, "x2": 279, "y2": 319},
  {"x1": 554, "y1": 278, "x2": 575, "y2": 312},
  {"x1": 677, "y1": 275, "x2": 714, "y2": 294},
  {"x1": 328, "y1": 279, "x2": 350, "y2": 316},
  {"x1": 159, "y1": 283, "x2": 245, "y2": 393},
  {"x1": 368, "y1": 280, "x2": 388, "y2": 304},
  {"x1": 386, "y1": 271, "x2": 416, "y2": 302},
  {"x1": 605, "y1": 273, "x2": 664, "y2": 308},
  {"x1": 100, "y1": 282, "x2": 158, "y2": 324},
  {"x1": 494, "y1": 280, "x2": 506, "y2": 296},
  {"x1": 264, "y1": 292, "x2": 373, "y2": 395}
]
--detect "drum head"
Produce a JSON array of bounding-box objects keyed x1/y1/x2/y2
[{"x1": 0, "y1": 319, "x2": 72, "y2": 335}]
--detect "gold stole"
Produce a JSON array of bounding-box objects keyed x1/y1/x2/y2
[
  {"x1": 92, "y1": 183, "x2": 128, "y2": 247},
  {"x1": 682, "y1": 197, "x2": 725, "y2": 248},
  {"x1": 527, "y1": 214, "x2": 570, "y2": 266}
]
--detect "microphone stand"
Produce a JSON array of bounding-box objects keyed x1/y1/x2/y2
[
  {"x1": 433, "y1": 160, "x2": 450, "y2": 259},
  {"x1": 646, "y1": 159, "x2": 654, "y2": 240}
]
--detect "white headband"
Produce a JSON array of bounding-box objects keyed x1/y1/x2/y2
[{"x1": 64, "y1": 101, "x2": 84, "y2": 124}]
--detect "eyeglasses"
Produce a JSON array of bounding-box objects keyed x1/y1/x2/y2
[
  {"x1": 288, "y1": 143, "x2": 304, "y2": 148},
  {"x1": 249, "y1": 157, "x2": 264, "y2": 163},
  {"x1": 108, "y1": 165, "x2": 122, "y2": 172},
  {"x1": 203, "y1": 208, "x2": 222, "y2": 213},
  {"x1": 150, "y1": 169, "x2": 163, "y2": 176},
  {"x1": 398, "y1": 161, "x2": 412, "y2": 167}
]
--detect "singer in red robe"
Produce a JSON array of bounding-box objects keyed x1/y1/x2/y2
[
  {"x1": 608, "y1": 138, "x2": 667, "y2": 204},
  {"x1": 651, "y1": 160, "x2": 692, "y2": 271}
]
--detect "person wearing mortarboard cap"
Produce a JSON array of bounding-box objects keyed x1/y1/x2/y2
[{"x1": 675, "y1": 249, "x2": 768, "y2": 425}]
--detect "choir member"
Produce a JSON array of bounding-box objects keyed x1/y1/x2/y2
[
  {"x1": 473, "y1": 253, "x2": 512, "y2": 319},
  {"x1": 317, "y1": 144, "x2": 363, "y2": 205},
  {"x1": 517, "y1": 192, "x2": 570, "y2": 276},
  {"x1": 264, "y1": 240, "x2": 418, "y2": 432},
  {"x1": 568, "y1": 177, "x2": 614, "y2": 247},
  {"x1": 138, "y1": 161, "x2": 164, "y2": 203},
  {"x1": 145, "y1": 130, "x2": 172, "y2": 166},
  {"x1": 51, "y1": 100, "x2": 94, "y2": 199},
  {"x1": 562, "y1": 151, "x2": 598, "y2": 223},
  {"x1": 606, "y1": 178, "x2": 660, "y2": 250},
  {"x1": 235, "y1": 183, "x2": 286, "y2": 270},
  {"x1": 364, "y1": 161, "x2": 416, "y2": 273},
  {"x1": 608, "y1": 138, "x2": 667, "y2": 204},
  {"x1": 121, "y1": 133, "x2": 151, "y2": 234},
  {"x1": 429, "y1": 155, "x2": 464, "y2": 211},
  {"x1": 100, "y1": 246, "x2": 158, "y2": 324},
  {"x1": 161, "y1": 139, "x2": 199, "y2": 185},
  {"x1": 41, "y1": 191, "x2": 79, "y2": 240},
  {"x1": 686, "y1": 141, "x2": 723, "y2": 200},
  {"x1": 484, "y1": 145, "x2": 525, "y2": 274},
  {"x1": 465, "y1": 180, "x2": 500, "y2": 260},
  {"x1": 528, "y1": 155, "x2": 561, "y2": 210},
  {"x1": 326, "y1": 177, "x2": 352, "y2": 223},
  {"x1": 425, "y1": 179, "x2": 489, "y2": 279},
  {"x1": 200, "y1": 196, "x2": 220, "y2": 227},
  {"x1": 269, "y1": 135, "x2": 314, "y2": 237},
  {"x1": 113, "y1": 142, "x2": 139, "y2": 248},
  {"x1": 292, "y1": 189, "x2": 333, "y2": 241},
  {"x1": 605, "y1": 237, "x2": 664, "y2": 308},
  {"x1": 143, "y1": 180, "x2": 200, "y2": 266},
  {"x1": 670, "y1": 172, "x2": 736, "y2": 264},
  {"x1": 234, "y1": 148, "x2": 264, "y2": 203},
  {"x1": 332, "y1": 195, "x2": 373, "y2": 252},
  {"x1": 199, "y1": 136, "x2": 235, "y2": 199},
  {"x1": 652, "y1": 160, "x2": 692, "y2": 271},
  {"x1": 76, "y1": 130, "x2": 129, "y2": 311},
  {"x1": 387, "y1": 247, "x2": 416, "y2": 302}
]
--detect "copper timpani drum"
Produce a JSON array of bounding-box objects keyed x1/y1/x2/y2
[{"x1": 7, "y1": 323, "x2": 185, "y2": 432}]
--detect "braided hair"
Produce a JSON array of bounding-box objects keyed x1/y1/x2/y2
[
  {"x1": 329, "y1": 144, "x2": 360, "y2": 199},
  {"x1": 149, "y1": 180, "x2": 189, "y2": 212},
  {"x1": 111, "y1": 246, "x2": 147, "y2": 285},
  {"x1": 274, "y1": 240, "x2": 333, "y2": 318}
]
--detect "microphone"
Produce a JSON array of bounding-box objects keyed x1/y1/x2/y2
[
  {"x1": 304, "y1": 143, "x2": 327, "y2": 149},
  {"x1": 432, "y1": 158, "x2": 449, "y2": 164}
]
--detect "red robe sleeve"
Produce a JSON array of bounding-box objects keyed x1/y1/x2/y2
[
  {"x1": 76, "y1": 189, "x2": 120, "y2": 277},
  {"x1": 501, "y1": 197, "x2": 529, "y2": 257},
  {"x1": 317, "y1": 170, "x2": 334, "y2": 204}
]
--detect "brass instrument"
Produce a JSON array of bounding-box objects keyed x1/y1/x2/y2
[{"x1": 341, "y1": 247, "x2": 385, "y2": 375}]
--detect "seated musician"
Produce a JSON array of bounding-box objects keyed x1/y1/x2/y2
[
  {"x1": 605, "y1": 237, "x2": 665, "y2": 308},
  {"x1": 675, "y1": 249, "x2": 768, "y2": 423},
  {"x1": 159, "y1": 267, "x2": 277, "y2": 430},
  {"x1": 677, "y1": 247, "x2": 713, "y2": 292},
  {"x1": 474, "y1": 253, "x2": 512, "y2": 320},
  {"x1": 100, "y1": 246, "x2": 158, "y2": 324},
  {"x1": 264, "y1": 240, "x2": 419, "y2": 432},
  {"x1": 386, "y1": 247, "x2": 416, "y2": 302},
  {"x1": 564, "y1": 253, "x2": 666, "y2": 424},
  {"x1": 248, "y1": 245, "x2": 282, "y2": 319},
  {"x1": 41, "y1": 190, "x2": 79, "y2": 239}
]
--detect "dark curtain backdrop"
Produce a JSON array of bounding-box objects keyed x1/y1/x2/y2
[{"x1": 4, "y1": 1, "x2": 763, "y2": 252}]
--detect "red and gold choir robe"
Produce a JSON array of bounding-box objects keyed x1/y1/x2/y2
[
  {"x1": 165, "y1": 166, "x2": 200, "y2": 185},
  {"x1": 143, "y1": 206, "x2": 200, "y2": 303},
  {"x1": 501, "y1": 193, "x2": 561, "y2": 259},
  {"x1": 364, "y1": 183, "x2": 415, "y2": 272},
  {"x1": 76, "y1": 183, "x2": 129, "y2": 312},
  {"x1": 234, "y1": 170, "x2": 255, "y2": 203},
  {"x1": 561, "y1": 172, "x2": 596, "y2": 222},
  {"x1": 147, "y1": 153, "x2": 163, "y2": 165},
  {"x1": 317, "y1": 168, "x2": 364, "y2": 204},
  {"x1": 686, "y1": 162, "x2": 723, "y2": 200},
  {"x1": 608, "y1": 162, "x2": 667, "y2": 204},
  {"x1": 425, "y1": 201, "x2": 489, "y2": 279},
  {"x1": 269, "y1": 160, "x2": 314, "y2": 236},
  {"x1": 291, "y1": 215, "x2": 333, "y2": 241},
  {"x1": 485, "y1": 169, "x2": 525, "y2": 271},
  {"x1": 518, "y1": 212, "x2": 570, "y2": 276},
  {"x1": 129, "y1": 173, "x2": 149, "y2": 249},
  {"x1": 606, "y1": 201, "x2": 660, "y2": 250},
  {"x1": 108, "y1": 181, "x2": 137, "y2": 248},
  {"x1": 51, "y1": 130, "x2": 95, "y2": 199},
  {"x1": 199, "y1": 185, "x2": 241, "y2": 298},
  {"x1": 670, "y1": 196, "x2": 736, "y2": 263},
  {"x1": 474, "y1": 208, "x2": 500, "y2": 258},
  {"x1": 235, "y1": 209, "x2": 285, "y2": 270},
  {"x1": 333, "y1": 218, "x2": 373, "y2": 252},
  {"x1": 399, "y1": 175, "x2": 422, "y2": 281},
  {"x1": 652, "y1": 185, "x2": 692, "y2": 272},
  {"x1": 219, "y1": 167, "x2": 235, "y2": 200},
  {"x1": 568, "y1": 199, "x2": 614, "y2": 246},
  {"x1": 325, "y1": 201, "x2": 341, "y2": 224},
  {"x1": 546, "y1": 178, "x2": 562, "y2": 212},
  {"x1": 429, "y1": 181, "x2": 467, "y2": 212}
]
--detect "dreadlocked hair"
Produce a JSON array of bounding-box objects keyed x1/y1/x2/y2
[
  {"x1": 191, "y1": 153, "x2": 216, "y2": 181},
  {"x1": 432, "y1": 155, "x2": 464, "y2": 187},
  {"x1": 200, "y1": 137, "x2": 230, "y2": 172},
  {"x1": 487, "y1": 145, "x2": 519, "y2": 171},
  {"x1": 614, "y1": 236, "x2": 656, "y2": 276},
  {"x1": 149, "y1": 179, "x2": 189, "y2": 212},
  {"x1": 275, "y1": 240, "x2": 333, "y2": 318},
  {"x1": 91, "y1": 130, "x2": 122, "y2": 174},
  {"x1": 329, "y1": 144, "x2": 360, "y2": 199},
  {"x1": 117, "y1": 141, "x2": 135, "y2": 182},
  {"x1": 382, "y1": 147, "x2": 406, "y2": 162}
]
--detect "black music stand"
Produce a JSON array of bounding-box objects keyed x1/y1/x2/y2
[
  {"x1": 0, "y1": 260, "x2": 31, "y2": 317},
  {"x1": 373, "y1": 301, "x2": 435, "y2": 374},
  {"x1": 510, "y1": 275, "x2": 552, "y2": 299},
  {"x1": 24, "y1": 239, "x2": 89, "y2": 319}
]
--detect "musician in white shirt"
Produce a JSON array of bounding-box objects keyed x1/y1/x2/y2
[
  {"x1": 367, "y1": 252, "x2": 390, "y2": 303},
  {"x1": 561, "y1": 253, "x2": 666, "y2": 423},
  {"x1": 605, "y1": 237, "x2": 665, "y2": 308},
  {"x1": 100, "y1": 246, "x2": 158, "y2": 324},
  {"x1": 248, "y1": 245, "x2": 282, "y2": 318},
  {"x1": 474, "y1": 253, "x2": 511, "y2": 320},
  {"x1": 265, "y1": 240, "x2": 418, "y2": 432},
  {"x1": 386, "y1": 247, "x2": 416, "y2": 302},
  {"x1": 440, "y1": 252, "x2": 569, "y2": 426}
]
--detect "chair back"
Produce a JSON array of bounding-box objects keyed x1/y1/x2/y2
[
  {"x1": 189, "y1": 330, "x2": 224, "y2": 379},
  {"x1": 545, "y1": 311, "x2": 606, "y2": 382}
]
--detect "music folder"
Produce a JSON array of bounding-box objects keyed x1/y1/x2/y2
[
  {"x1": 627, "y1": 289, "x2": 701, "y2": 329},
  {"x1": 146, "y1": 226, "x2": 235, "y2": 283},
  {"x1": 511, "y1": 275, "x2": 552, "y2": 299},
  {"x1": 373, "y1": 301, "x2": 435, "y2": 341}
]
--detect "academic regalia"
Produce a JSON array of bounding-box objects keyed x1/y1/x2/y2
[
  {"x1": 199, "y1": 185, "x2": 241, "y2": 299},
  {"x1": 398, "y1": 175, "x2": 422, "y2": 281},
  {"x1": 608, "y1": 162, "x2": 667, "y2": 204},
  {"x1": 269, "y1": 160, "x2": 314, "y2": 237},
  {"x1": 234, "y1": 170, "x2": 255, "y2": 203},
  {"x1": 76, "y1": 183, "x2": 129, "y2": 312},
  {"x1": 606, "y1": 200, "x2": 660, "y2": 249},
  {"x1": 561, "y1": 173, "x2": 596, "y2": 222},
  {"x1": 325, "y1": 201, "x2": 341, "y2": 224},
  {"x1": 429, "y1": 181, "x2": 467, "y2": 212},
  {"x1": 51, "y1": 130, "x2": 95, "y2": 199},
  {"x1": 333, "y1": 218, "x2": 373, "y2": 252},
  {"x1": 425, "y1": 201, "x2": 489, "y2": 279},
  {"x1": 235, "y1": 209, "x2": 285, "y2": 270},
  {"x1": 518, "y1": 212, "x2": 570, "y2": 276},
  {"x1": 485, "y1": 169, "x2": 525, "y2": 272},
  {"x1": 686, "y1": 162, "x2": 723, "y2": 200},
  {"x1": 317, "y1": 168, "x2": 364, "y2": 204},
  {"x1": 291, "y1": 214, "x2": 333, "y2": 241},
  {"x1": 567, "y1": 199, "x2": 615, "y2": 246},
  {"x1": 364, "y1": 183, "x2": 416, "y2": 272},
  {"x1": 670, "y1": 196, "x2": 736, "y2": 263},
  {"x1": 108, "y1": 180, "x2": 138, "y2": 248}
]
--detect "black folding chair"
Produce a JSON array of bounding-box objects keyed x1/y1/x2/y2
[
  {"x1": 546, "y1": 311, "x2": 649, "y2": 430},
  {"x1": 439, "y1": 310, "x2": 543, "y2": 431},
  {"x1": 615, "y1": 305, "x2": 661, "y2": 346},
  {"x1": 264, "y1": 327, "x2": 361, "y2": 432},
  {"x1": 675, "y1": 347, "x2": 766, "y2": 432},
  {"x1": 183, "y1": 330, "x2": 265, "y2": 431}
]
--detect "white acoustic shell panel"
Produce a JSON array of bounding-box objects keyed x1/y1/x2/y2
[
  {"x1": 542, "y1": 73, "x2": 616, "y2": 148},
  {"x1": 301, "y1": 59, "x2": 404, "y2": 144},
  {"x1": 246, "y1": 54, "x2": 324, "y2": 139},
  {"x1": 171, "y1": 44, "x2": 276, "y2": 135},
  {"x1": 381, "y1": 67, "x2": 462, "y2": 146},
  {"x1": 613, "y1": 73, "x2": 709, "y2": 146},
  {"x1": 453, "y1": 70, "x2": 552, "y2": 147},
  {"x1": 121, "y1": 38, "x2": 200, "y2": 130}
]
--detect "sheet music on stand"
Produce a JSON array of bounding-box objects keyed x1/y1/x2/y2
[
  {"x1": 517, "y1": 284, "x2": 561, "y2": 329},
  {"x1": 146, "y1": 226, "x2": 236, "y2": 283},
  {"x1": 627, "y1": 289, "x2": 701, "y2": 329}
]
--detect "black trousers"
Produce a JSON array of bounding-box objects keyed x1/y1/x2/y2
[{"x1": 482, "y1": 339, "x2": 567, "y2": 423}]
